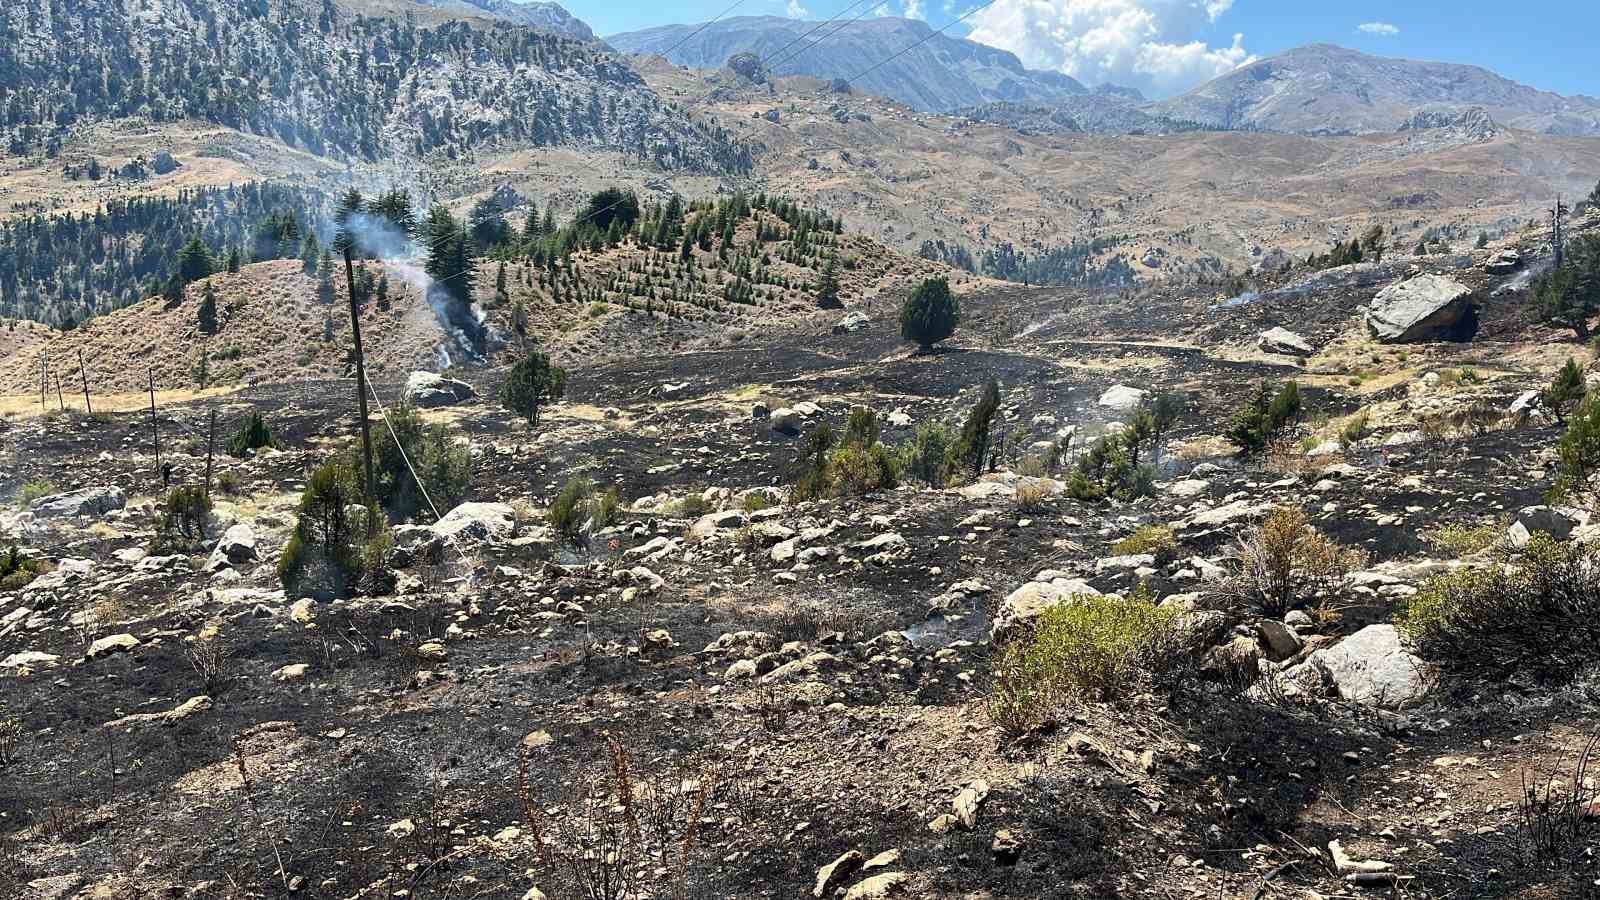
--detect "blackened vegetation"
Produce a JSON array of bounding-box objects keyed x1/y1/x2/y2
[
  {"x1": 0, "y1": 0, "x2": 751, "y2": 171},
  {"x1": 0, "y1": 181, "x2": 326, "y2": 327}
]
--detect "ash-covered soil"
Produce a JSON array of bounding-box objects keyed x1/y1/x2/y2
[{"x1": 2, "y1": 244, "x2": 1597, "y2": 900}]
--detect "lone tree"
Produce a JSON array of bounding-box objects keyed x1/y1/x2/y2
[
  {"x1": 1542, "y1": 357, "x2": 1588, "y2": 425},
  {"x1": 952, "y1": 377, "x2": 1001, "y2": 475},
  {"x1": 815, "y1": 258, "x2": 842, "y2": 309},
  {"x1": 197, "y1": 281, "x2": 219, "y2": 335},
  {"x1": 501, "y1": 346, "x2": 567, "y2": 430},
  {"x1": 900, "y1": 276, "x2": 960, "y2": 353},
  {"x1": 1533, "y1": 234, "x2": 1600, "y2": 340}
]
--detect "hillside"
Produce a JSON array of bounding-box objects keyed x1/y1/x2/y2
[
  {"x1": 1153, "y1": 43, "x2": 1600, "y2": 136},
  {"x1": 636, "y1": 61, "x2": 1600, "y2": 280},
  {"x1": 0, "y1": 0, "x2": 748, "y2": 171},
  {"x1": 408, "y1": 0, "x2": 596, "y2": 41},
  {"x1": 608, "y1": 15, "x2": 1086, "y2": 114}
]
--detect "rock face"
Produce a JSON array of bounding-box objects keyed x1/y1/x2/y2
[
  {"x1": 1097, "y1": 384, "x2": 1148, "y2": 412},
  {"x1": 1258, "y1": 327, "x2": 1314, "y2": 356},
  {"x1": 1365, "y1": 275, "x2": 1476, "y2": 343},
  {"x1": 1307, "y1": 624, "x2": 1432, "y2": 708},
  {"x1": 404, "y1": 371, "x2": 478, "y2": 408},
  {"x1": 29, "y1": 486, "x2": 127, "y2": 518}
]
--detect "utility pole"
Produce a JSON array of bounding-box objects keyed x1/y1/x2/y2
[
  {"x1": 1554, "y1": 195, "x2": 1569, "y2": 269},
  {"x1": 205, "y1": 408, "x2": 217, "y2": 499},
  {"x1": 38, "y1": 355, "x2": 46, "y2": 414},
  {"x1": 78, "y1": 348, "x2": 92, "y2": 414},
  {"x1": 54, "y1": 372, "x2": 64, "y2": 411},
  {"x1": 342, "y1": 245, "x2": 376, "y2": 501},
  {"x1": 148, "y1": 367, "x2": 162, "y2": 486}
]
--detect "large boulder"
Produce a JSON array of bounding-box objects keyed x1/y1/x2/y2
[
  {"x1": 1364, "y1": 275, "x2": 1476, "y2": 343},
  {"x1": 431, "y1": 502, "x2": 516, "y2": 543},
  {"x1": 1307, "y1": 624, "x2": 1432, "y2": 708},
  {"x1": 29, "y1": 486, "x2": 126, "y2": 518},
  {"x1": 1252, "y1": 248, "x2": 1294, "y2": 274},
  {"x1": 991, "y1": 577, "x2": 1100, "y2": 643},
  {"x1": 1097, "y1": 384, "x2": 1147, "y2": 412},
  {"x1": 404, "y1": 371, "x2": 478, "y2": 408},
  {"x1": 1484, "y1": 248, "x2": 1522, "y2": 275},
  {"x1": 1506, "y1": 505, "x2": 1581, "y2": 548},
  {"x1": 1258, "y1": 327, "x2": 1314, "y2": 357}
]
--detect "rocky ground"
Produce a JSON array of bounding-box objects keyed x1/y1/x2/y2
[{"x1": 2, "y1": 223, "x2": 1598, "y2": 899}]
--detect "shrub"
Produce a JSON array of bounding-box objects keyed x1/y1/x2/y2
[
  {"x1": 371, "y1": 402, "x2": 471, "y2": 520},
  {"x1": 226, "y1": 410, "x2": 277, "y2": 457},
  {"x1": 501, "y1": 346, "x2": 567, "y2": 430},
  {"x1": 1226, "y1": 381, "x2": 1301, "y2": 455},
  {"x1": 989, "y1": 591, "x2": 1181, "y2": 736},
  {"x1": 790, "y1": 424, "x2": 837, "y2": 502},
  {"x1": 1112, "y1": 525, "x2": 1175, "y2": 557},
  {"x1": 905, "y1": 420, "x2": 953, "y2": 487},
  {"x1": 1551, "y1": 393, "x2": 1600, "y2": 503},
  {"x1": 0, "y1": 546, "x2": 51, "y2": 591},
  {"x1": 950, "y1": 378, "x2": 1000, "y2": 477},
  {"x1": 1015, "y1": 479, "x2": 1051, "y2": 511},
  {"x1": 739, "y1": 492, "x2": 772, "y2": 513},
  {"x1": 1541, "y1": 358, "x2": 1587, "y2": 425},
  {"x1": 1339, "y1": 408, "x2": 1369, "y2": 449},
  {"x1": 15, "y1": 480, "x2": 56, "y2": 508},
  {"x1": 1424, "y1": 521, "x2": 1503, "y2": 557},
  {"x1": 900, "y1": 276, "x2": 960, "y2": 352},
  {"x1": 215, "y1": 469, "x2": 244, "y2": 495},
  {"x1": 1065, "y1": 432, "x2": 1154, "y2": 502},
  {"x1": 548, "y1": 477, "x2": 620, "y2": 538},
  {"x1": 1221, "y1": 506, "x2": 1361, "y2": 617},
  {"x1": 151, "y1": 485, "x2": 212, "y2": 553},
  {"x1": 279, "y1": 459, "x2": 390, "y2": 600},
  {"x1": 1396, "y1": 535, "x2": 1600, "y2": 684}
]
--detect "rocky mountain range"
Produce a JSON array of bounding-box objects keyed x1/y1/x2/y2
[
  {"x1": 1151, "y1": 43, "x2": 1600, "y2": 136},
  {"x1": 607, "y1": 15, "x2": 1087, "y2": 113},
  {"x1": 408, "y1": 0, "x2": 597, "y2": 42},
  {"x1": 0, "y1": 0, "x2": 746, "y2": 170}
]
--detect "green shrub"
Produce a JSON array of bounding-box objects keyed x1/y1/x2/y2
[
  {"x1": 0, "y1": 545, "x2": 51, "y2": 591},
  {"x1": 900, "y1": 276, "x2": 960, "y2": 351},
  {"x1": 675, "y1": 491, "x2": 711, "y2": 518},
  {"x1": 905, "y1": 421, "x2": 953, "y2": 488},
  {"x1": 829, "y1": 445, "x2": 899, "y2": 496},
  {"x1": 1065, "y1": 432, "x2": 1154, "y2": 503},
  {"x1": 1397, "y1": 535, "x2": 1600, "y2": 684},
  {"x1": 1339, "y1": 408, "x2": 1369, "y2": 449},
  {"x1": 1112, "y1": 525, "x2": 1175, "y2": 557},
  {"x1": 1424, "y1": 521, "x2": 1503, "y2": 557},
  {"x1": 1226, "y1": 381, "x2": 1301, "y2": 455},
  {"x1": 950, "y1": 378, "x2": 1000, "y2": 477},
  {"x1": 790, "y1": 424, "x2": 838, "y2": 502},
  {"x1": 1541, "y1": 358, "x2": 1587, "y2": 425},
  {"x1": 371, "y1": 402, "x2": 471, "y2": 520},
  {"x1": 740, "y1": 492, "x2": 772, "y2": 513},
  {"x1": 549, "y1": 477, "x2": 620, "y2": 538},
  {"x1": 1551, "y1": 393, "x2": 1600, "y2": 503},
  {"x1": 279, "y1": 459, "x2": 390, "y2": 600},
  {"x1": 16, "y1": 480, "x2": 57, "y2": 508},
  {"x1": 226, "y1": 410, "x2": 277, "y2": 457},
  {"x1": 151, "y1": 485, "x2": 213, "y2": 553},
  {"x1": 989, "y1": 591, "x2": 1181, "y2": 736}
]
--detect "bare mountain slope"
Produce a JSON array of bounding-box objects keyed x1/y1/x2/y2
[
  {"x1": 1153, "y1": 43, "x2": 1600, "y2": 136},
  {"x1": 406, "y1": 0, "x2": 596, "y2": 42},
  {"x1": 607, "y1": 15, "x2": 1086, "y2": 114}
]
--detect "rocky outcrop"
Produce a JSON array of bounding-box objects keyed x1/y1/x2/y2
[
  {"x1": 29, "y1": 486, "x2": 127, "y2": 518},
  {"x1": 405, "y1": 371, "x2": 478, "y2": 408},
  {"x1": 1258, "y1": 327, "x2": 1314, "y2": 357},
  {"x1": 1097, "y1": 384, "x2": 1147, "y2": 412},
  {"x1": 1365, "y1": 275, "x2": 1476, "y2": 343}
]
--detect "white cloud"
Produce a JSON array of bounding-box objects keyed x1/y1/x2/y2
[
  {"x1": 904, "y1": 0, "x2": 927, "y2": 20},
  {"x1": 785, "y1": 0, "x2": 810, "y2": 18},
  {"x1": 1357, "y1": 21, "x2": 1400, "y2": 36},
  {"x1": 965, "y1": 0, "x2": 1257, "y2": 97}
]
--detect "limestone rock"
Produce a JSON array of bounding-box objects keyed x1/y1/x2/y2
[
  {"x1": 29, "y1": 486, "x2": 127, "y2": 518},
  {"x1": 1258, "y1": 327, "x2": 1314, "y2": 357},
  {"x1": 1365, "y1": 275, "x2": 1475, "y2": 343},
  {"x1": 404, "y1": 371, "x2": 477, "y2": 407},
  {"x1": 1308, "y1": 624, "x2": 1432, "y2": 708}
]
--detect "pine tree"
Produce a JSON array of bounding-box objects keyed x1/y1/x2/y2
[
  {"x1": 815, "y1": 257, "x2": 842, "y2": 309},
  {"x1": 501, "y1": 346, "x2": 567, "y2": 430},
  {"x1": 900, "y1": 276, "x2": 959, "y2": 352},
  {"x1": 1542, "y1": 357, "x2": 1587, "y2": 424},
  {"x1": 197, "y1": 281, "x2": 219, "y2": 334},
  {"x1": 176, "y1": 236, "x2": 215, "y2": 284}
]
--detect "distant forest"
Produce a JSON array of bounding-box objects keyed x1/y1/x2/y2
[
  {"x1": 918, "y1": 236, "x2": 1136, "y2": 288},
  {"x1": 0, "y1": 182, "x2": 327, "y2": 328}
]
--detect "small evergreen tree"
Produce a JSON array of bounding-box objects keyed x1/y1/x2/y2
[
  {"x1": 900, "y1": 276, "x2": 960, "y2": 352},
  {"x1": 197, "y1": 281, "x2": 219, "y2": 334},
  {"x1": 501, "y1": 347, "x2": 567, "y2": 429},
  {"x1": 1553, "y1": 394, "x2": 1600, "y2": 503},
  {"x1": 1533, "y1": 234, "x2": 1600, "y2": 340},
  {"x1": 1227, "y1": 381, "x2": 1301, "y2": 454},
  {"x1": 952, "y1": 377, "x2": 1001, "y2": 476},
  {"x1": 815, "y1": 258, "x2": 842, "y2": 309},
  {"x1": 176, "y1": 236, "x2": 214, "y2": 284},
  {"x1": 1542, "y1": 357, "x2": 1587, "y2": 425}
]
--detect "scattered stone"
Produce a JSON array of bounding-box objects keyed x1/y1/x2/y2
[
  {"x1": 843, "y1": 872, "x2": 909, "y2": 900},
  {"x1": 991, "y1": 829, "x2": 1023, "y2": 865},
  {"x1": 1097, "y1": 384, "x2": 1148, "y2": 412},
  {"x1": 814, "y1": 850, "x2": 865, "y2": 898},
  {"x1": 404, "y1": 371, "x2": 477, "y2": 407},
  {"x1": 86, "y1": 633, "x2": 140, "y2": 659},
  {"x1": 1258, "y1": 327, "x2": 1314, "y2": 356},
  {"x1": 1308, "y1": 624, "x2": 1432, "y2": 708}
]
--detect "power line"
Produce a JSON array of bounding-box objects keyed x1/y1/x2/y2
[{"x1": 845, "y1": 0, "x2": 1002, "y2": 84}]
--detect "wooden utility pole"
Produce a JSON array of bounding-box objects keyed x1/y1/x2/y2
[
  {"x1": 78, "y1": 348, "x2": 92, "y2": 414},
  {"x1": 1554, "y1": 195, "x2": 1569, "y2": 269},
  {"x1": 148, "y1": 367, "x2": 162, "y2": 482},
  {"x1": 205, "y1": 408, "x2": 217, "y2": 498},
  {"x1": 38, "y1": 355, "x2": 47, "y2": 413},
  {"x1": 54, "y1": 372, "x2": 64, "y2": 411},
  {"x1": 342, "y1": 246, "x2": 376, "y2": 501}
]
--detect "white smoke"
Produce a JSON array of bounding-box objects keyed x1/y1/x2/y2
[
  {"x1": 341, "y1": 212, "x2": 486, "y2": 368},
  {"x1": 964, "y1": 0, "x2": 1256, "y2": 98}
]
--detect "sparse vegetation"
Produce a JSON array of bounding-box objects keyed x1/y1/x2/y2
[
  {"x1": 370, "y1": 402, "x2": 472, "y2": 520},
  {"x1": 278, "y1": 458, "x2": 391, "y2": 601},
  {"x1": 150, "y1": 485, "x2": 212, "y2": 553},
  {"x1": 989, "y1": 590, "x2": 1181, "y2": 737},
  {"x1": 1532, "y1": 234, "x2": 1600, "y2": 340},
  {"x1": 1221, "y1": 506, "x2": 1361, "y2": 617},
  {"x1": 548, "y1": 476, "x2": 619, "y2": 539},
  {"x1": 1540, "y1": 357, "x2": 1587, "y2": 424},
  {"x1": 1226, "y1": 380, "x2": 1301, "y2": 455},
  {"x1": 15, "y1": 479, "x2": 57, "y2": 508},
  {"x1": 0, "y1": 545, "x2": 51, "y2": 591},
  {"x1": 501, "y1": 346, "x2": 568, "y2": 431},
  {"x1": 1397, "y1": 535, "x2": 1600, "y2": 684},
  {"x1": 1112, "y1": 525, "x2": 1176, "y2": 557},
  {"x1": 226, "y1": 410, "x2": 278, "y2": 457},
  {"x1": 1424, "y1": 521, "x2": 1504, "y2": 557}
]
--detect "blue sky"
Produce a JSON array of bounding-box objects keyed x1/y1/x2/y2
[{"x1": 574, "y1": 0, "x2": 1598, "y2": 99}]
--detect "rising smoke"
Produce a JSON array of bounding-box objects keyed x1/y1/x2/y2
[{"x1": 340, "y1": 211, "x2": 489, "y2": 367}]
